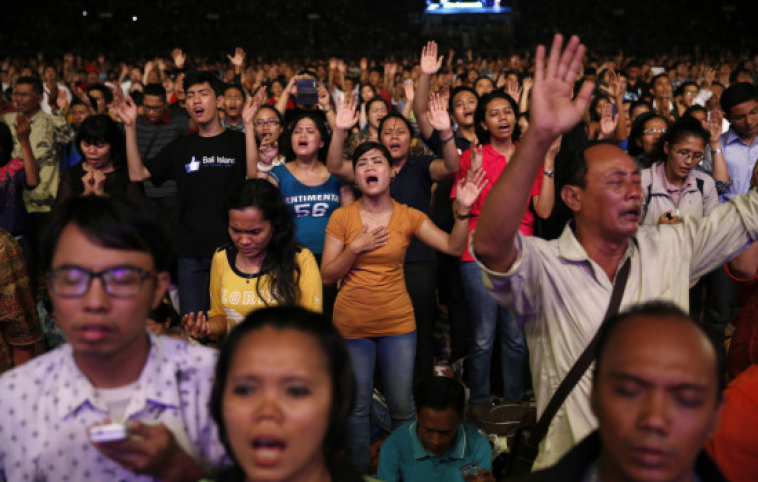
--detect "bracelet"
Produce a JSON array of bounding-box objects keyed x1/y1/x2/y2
[
  {"x1": 441, "y1": 134, "x2": 455, "y2": 144},
  {"x1": 456, "y1": 211, "x2": 470, "y2": 220},
  {"x1": 543, "y1": 169, "x2": 555, "y2": 178},
  {"x1": 712, "y1": 148, "x2": 722, "y2": 155},
  {"x1": 257, "y1": 162, "x2": 274, "y2": 173},
  {"x1": 187, "y1": 335, "x2": 208, "y2": 346},
  {"x1": 319, "y1": 105, "x2": 332, "y2": 112}
]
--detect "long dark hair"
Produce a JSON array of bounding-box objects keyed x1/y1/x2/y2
[
  {"x1": 224, "y1": 179, "x2": 301, "y2": 306},
  {"x1": 210, "y1": 306, "x2": 355, "y2": 481}
]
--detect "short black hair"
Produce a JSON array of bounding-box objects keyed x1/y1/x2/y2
[
  {"x1": 223, "y1": 83, "x2": 247, "y2": 101},
  {"x1": 143, "y1": 83, "x2": 167, "y2": 100},
  {"x1": 15, "y1": 76, "x2": 43, "y2": 95},
  {"x1": 75, "y1": 115, "x2": 126, "y2": 167},
  {"x1": 86, "y1": 83, "x2": 114, "y2": 105},
  {"x1": 592, "y1": 301, "x2": 726, "y2": 401},
  {"x1": 42, "y1": 195, "x2": 172, "y2": 273},
  {"x1": 183, "y1": 70, "x2": 224, "y2": 96},
  {"x1": 378, "y1": 112, "x2": 414, "y2": 144},
  {"x1": 721, "y1": 82, "x2": 758, "y2": 115},
  {"x1": 555, "y1": 139, "x2": 618, "y2": 193},
  {"x1": 663, "y1": 116, "x2": 710, "y2": 151},
  {"x1": 210, "y1": 306, "x2": 355, "y2": 464},
  {"x1": 352, "y1": 141, "x2": 392, "y2": 170},
  {"x1": 414, "y1": 376, "x2": 465, "y2": 417},
  {"x1": 448, "y1": 85, "x2": 479, "y2": 113}
]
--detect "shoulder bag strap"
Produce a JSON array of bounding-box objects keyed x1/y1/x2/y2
[{"x1": 526, "y1": 256, "x2": 632, "y2": 446}]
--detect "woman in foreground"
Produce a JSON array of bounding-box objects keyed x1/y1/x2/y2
[{"x1": 208, "y1": 306, "x2": 379, "y2": 482}]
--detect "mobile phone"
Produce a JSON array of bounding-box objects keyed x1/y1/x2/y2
[{"x1": 296, "y1": 79, "x2": 319, "y2": 105}]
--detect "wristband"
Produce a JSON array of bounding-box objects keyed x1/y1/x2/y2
[
  {"x1": 712, "y1": 148, "x2": 722, "y2": 155},
  {"x1": 456, "y1": 211, "x2": 470, "y2": 220},
  {"x1": 257, "y1": 162, "x2": 274, "y2": 173},
  {"x1": 319, "y1": 105, "x2": 332, "y2": 112},
  {"x1": 441, "y1": 134, "x2": 455, "y2": 144}
]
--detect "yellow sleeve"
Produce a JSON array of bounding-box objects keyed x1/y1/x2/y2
[
  {"x1": 208, "y1": 249, "x2": 226, "y2": 319},
  {"x1": 297, "y1": 248, "x2": 323, "y2": 313}
]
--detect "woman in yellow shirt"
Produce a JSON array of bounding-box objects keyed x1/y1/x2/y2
[{"x1": 183, "y1": 179, "x2": 322, "y2": 340}]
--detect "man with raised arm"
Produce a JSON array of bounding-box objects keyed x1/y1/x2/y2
[
  {"x1": 471, "y1": 34, "x2": 758, "y2": 469},
  {"x1": 114, "y1": 70, "x2": 254, "y2": 319}
]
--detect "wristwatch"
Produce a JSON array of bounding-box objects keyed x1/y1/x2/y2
[
  {"x1": 543, "y1": 170, "x2": 555, "y2": 178},
  {"x1": 456, "y1": 211, "x2": 470, "y2": 220}
]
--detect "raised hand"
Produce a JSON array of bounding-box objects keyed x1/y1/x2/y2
[
  {"x1": 112, "y1": 89, "x2": 138, "y2": 126},
  {"x1": 336, "y1": 94, "x2": 359, "y2": 131},
  {"x1": 242, "y1": 96, "x2": 261, "y2": 128},
  {"x1": 529, "y1": 34, "x2": 593, "y2": 140},
  {"x1": 171, "y1": 48, "x2": 186, "y2": 69},
  {"x1": 522, "y1": 76, "x2": 534, "y2": 91},
  {"x1": 456, "y1": 167, "x2": 489, "y2": 210},
  {"x1": 181, "y1": 312, "x2": 210, "y2": 340},
  {"x1": 598, "y1": 102, "x2": 619, "y2": 139},
  {"x1": 420, "y1": 41, "x2": 444, "y2": 75},
  {"x1": 318, "y1": 84, "x2": 332, "y2": 110},
  {"x1": 359, "y1": 57, "x2": 368, "y2": 71},
  {"x1": 545, "y1": 135, "x2": 562, "y2": 168},
  {"x1": 425, "y1": 92, "x2": 451, "y2": 132},
  {"x1": 350, "y1": 226, "x2": 390, "y2": 254},
  {"x1": 402, "y1": 80, "x2": 415, "y2": 103},
  {"x1": 14, "y1": 115, "x2": 31, "y2": 143},
  {"x1": 506, "y1": 78, "x2": 522, "y2": 103},
  {"x1": 56, "y1": 88, "x2": 69, "y2": 112},
  {"x1": 470, "y1": 144, "x2": 483, "y2": 171},
  {"x1": 227, "y1": 47, "x2": 246, "y2": 68},
  {"x1": 707, "y1": 108, "x2": 723, "y2": 144}
]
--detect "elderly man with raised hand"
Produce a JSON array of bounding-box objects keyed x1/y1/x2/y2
[{"x1": 472, "y1": 33, "x2": 758, "y2": 470}]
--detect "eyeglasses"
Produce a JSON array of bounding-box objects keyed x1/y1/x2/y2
[
  {"x1": 674, "y1": 149, "x2": 704, "y2": 162},
  {"x1": 46, "y1": 266, "x2": 155, "y2": 298},
  {"x1": 143, "y1": 105, "x2": 165, "y2": 112},
  {"x1": 255, "y1": 120, "x2": 280, "y2": 128},
  {"x1": 643, "y1": 128, "x2": 667, "y2": 136}
]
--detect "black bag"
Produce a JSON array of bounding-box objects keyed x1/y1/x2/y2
[{"x1": 500, "y1": 259, "x2": 631, "y2": 478}]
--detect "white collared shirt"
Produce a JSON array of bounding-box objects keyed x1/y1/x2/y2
[
  {"x1": 472, "y1": 188, "x2": 758, "y2": 469},
  {"x1": 0, "y1": 333, "x2": 227, "y2": 481}
]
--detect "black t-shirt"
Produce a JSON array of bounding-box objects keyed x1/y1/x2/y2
[
  {"x1": 390, "y1": 154, "x2": 435, "y2": 263},
  {"x1": 147, "y1": 129, "x2": 246, "y2": 257},
  {"x1": 424, "y1": 128, "x2": 472, "y2": 233}
]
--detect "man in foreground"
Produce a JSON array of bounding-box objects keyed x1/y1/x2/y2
[
  {"x1": 472, "y1": 34, "x2": 758, "y2": 469},
  {"x1": 525, "y1": 302, "x2": 727, "y2": 481},
  {"x1": 0, "y1": 196, "x2": 226, "y2": 481}
]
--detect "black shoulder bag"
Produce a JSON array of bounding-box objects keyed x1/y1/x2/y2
[{"x1": 503, "y1": 258, "x2": 631, "y2": 477}]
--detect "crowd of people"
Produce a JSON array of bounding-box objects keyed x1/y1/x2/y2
[{"x1": 2, "y1": 30, "x2": 758, "y2": 481}]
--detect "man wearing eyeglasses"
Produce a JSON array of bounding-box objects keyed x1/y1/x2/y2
[{"x1": 0, "y1": 196, "x2": 227, "y2": 482}]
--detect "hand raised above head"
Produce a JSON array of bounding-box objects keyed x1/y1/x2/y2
[
  {"x1": 420, "y1": 41, "x2": 444, "y2": 76},
  {"x1": 529, "y1": 34, "x2": 593, "y2": 140},
  {"x1": 335, "y1": 95, "x2": 359, "y2": 131}
]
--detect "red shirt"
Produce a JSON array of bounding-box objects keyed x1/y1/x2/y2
[{"x1": 451, "y1": 143, "x2": 543, "y2": 262}]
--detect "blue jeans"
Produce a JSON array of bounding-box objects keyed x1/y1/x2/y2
[
  {"x1": 177, "y1": 256, "x2": 212, "y2": 317},
  {"x1": 345, "y1": 331, "x2": 417, "y2": 473},
  {"x1": 460, "y1": 261, "x2": 526, "y2": 404}
]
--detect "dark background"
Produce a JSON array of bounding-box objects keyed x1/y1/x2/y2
[{"x1": 1, "y1": 0, "x2": 753, "y2": 59}]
